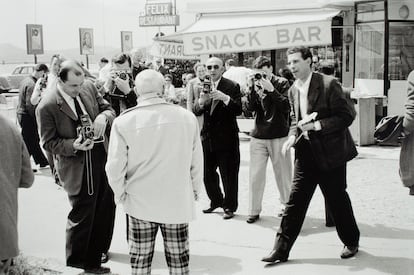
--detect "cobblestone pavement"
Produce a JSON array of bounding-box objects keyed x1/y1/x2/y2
[{"x1": 17, "y1": 140, "x2": 414, "y2": 275}]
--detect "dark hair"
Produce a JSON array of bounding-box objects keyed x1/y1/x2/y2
[
  {"x1": 34, "y1": 63, "x2": 49, "y2": 73},
  {"x1": 225, "y1": 59, "x2": 235, "y2": 67},
  {"x1": 112, "y1": 53, "x2": 131, "y2": 68},
  {"x1": 58, "y1": 60, "x2": 84, "y2": 82},
  {"x1": 100, "y1": 57, "x2": 109, "y2": 63},
  {"x1": 318, "y1": 60, "x2": 335, "y2": 76},
  {"x1": 286, "y1": 46, "x2": 313, "y2": 65},
  {"x1": 253, "y1": 56, "x2": 272, "y2": 69}
]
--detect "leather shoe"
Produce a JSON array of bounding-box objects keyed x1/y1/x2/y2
[
  {"x1": 101, "y1": 252, "x2": 109, "y2": 263},
  {"x1": 340, "y1": 245, "x2": 359, "y2": 259},
  {"x1": 202, "y1": 205, "x2": 221, "y2": 214},
  {"x1": 84, "y1": 266, "x2": 111, "y2": 274},
  {"x1": 223, "y1": 209, "x2": 235, "y2": 219},
  {"x1": 261, "y1": 250, "x2": 288, "y2": 263},
  {"x1": 246, "y1": 215, "x2": 260, "y2": 223}
]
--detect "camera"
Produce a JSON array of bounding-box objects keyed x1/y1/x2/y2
[
  {"x1": 202, "y1": 75, "x2": 212, "y2": 94},
  {"x1": 114, "y1": 71, "x2": 128, "y2": 80},
  {"x1": 77, "y1": 114, "x2": 94, "y2": 142},
  {"x1": 39, "y1": 76, "x2": 48, "y2": 90},
  {"x1": 254, "y1": 72, "x2": 267, "y2": 80}
]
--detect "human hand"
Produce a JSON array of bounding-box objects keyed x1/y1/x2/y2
[
  {"x1": 210, "y1": 89, "x2": 230, "y2": 102},
  {"x1": 281, "y1": 135, "x2": 296, "y2": 157},
  {"x1": 198, "y1": 91, "x2": 211, "y2": 108},
  {"x1": 73, "y1": 135, "x2": 94, "y2": 151},
  {"x1": 93, "y1": 114, "x2": 107, "y2": 139},
  {"x1": 113, "y1": 76, "x2": 131, "y2": 94}
]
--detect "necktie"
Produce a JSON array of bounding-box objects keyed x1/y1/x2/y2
[{"x1": 73, "y1": 97, "x2": 84, "y2": 123}]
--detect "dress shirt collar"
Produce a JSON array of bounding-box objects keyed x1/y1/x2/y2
[{"x1": 295, "y1": 72, "x2": 312, "y2": 91}]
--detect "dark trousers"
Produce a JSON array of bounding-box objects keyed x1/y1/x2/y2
[
  {"x1": 18, "y1": 114, "x2": 48, "y2": 166},
  {"x1": 66, "y1": 145, "x2": 116, "y2": 269},
  {"x1": 274, "y1": 140, "x2": 360, "y2": 258},
  {"x1": 203, "y1": 144, "x2": 240, "y2": 212}
]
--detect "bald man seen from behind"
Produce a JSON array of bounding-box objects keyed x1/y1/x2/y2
[{"x1": 106, "y1": 69, "x2": 203, "y2": 275}]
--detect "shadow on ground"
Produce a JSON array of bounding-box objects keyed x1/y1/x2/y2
[{"x1": 264, "y1": 251, "x2": 414, "y2": 275}]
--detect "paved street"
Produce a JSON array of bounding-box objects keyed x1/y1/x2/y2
[{"x1": 17, "y1": 139, "x2": 414, "y2": 275}]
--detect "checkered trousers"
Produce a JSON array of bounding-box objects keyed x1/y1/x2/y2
[{"x1": 128, "y1": 216, "x2": 190, "y2": 275}]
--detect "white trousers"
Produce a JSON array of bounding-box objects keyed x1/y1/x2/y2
[{"x1": 248, "y1": 136, "x2": 293, "y2": 215}]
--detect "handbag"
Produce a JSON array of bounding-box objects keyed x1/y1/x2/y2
[
  {"x1": 374, "y1": 115, "x2": 404, "y2": 146},
  {"x1": 309, "y1": 128, "x2": 358, "y2": 171}
]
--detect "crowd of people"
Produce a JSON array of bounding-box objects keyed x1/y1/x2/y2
[{"x1": 1, "y1": 45, "x2": 413, "y2": 275}]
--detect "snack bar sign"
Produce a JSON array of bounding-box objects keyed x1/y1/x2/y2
[
  {"x1": 139, "y1": 2, "x2": 179, "y2": 27},
  {"x1": 182, "y1": 21, "x2": 332, "y2": 55}
]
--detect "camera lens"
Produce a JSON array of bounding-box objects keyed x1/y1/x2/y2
[{"x1": 254, "y1": 73, "x2": 262, "y2": 80}]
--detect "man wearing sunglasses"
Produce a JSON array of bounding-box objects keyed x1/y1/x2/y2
[{"x1": 193, "y1": 57, "x2": 242, "y2": 220}]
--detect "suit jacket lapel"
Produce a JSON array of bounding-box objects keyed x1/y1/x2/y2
[
  {"x1": 56, "y1": 89, "x2": 78, "y2": 121},
  {"x1": 307, "y1": 73, "x2": 321, "y2": 113}
]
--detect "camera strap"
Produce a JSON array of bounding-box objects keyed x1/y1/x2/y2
[{"x1": 85, "y1": 149, "x2": 94, "y2": 196}]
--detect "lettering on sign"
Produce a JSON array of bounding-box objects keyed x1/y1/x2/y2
[
  {"x1": 139, "y1": 15, "x2": 179, "y2": 26},
  {"x1": 183, "y1": 21, "x2": 330, "y2": 55},
  {"x1": 151, "y1": 41, "x2": 199, "y2": 60},
  {"x1": 145, "y1": 3, "x2": 172, "y2": 15}
]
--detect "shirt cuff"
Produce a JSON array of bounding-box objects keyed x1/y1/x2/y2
[
  {"x1": 223, "y1": 95, "x2": 231, "y2": 105},
  {"x1": 314, "y1": 120, "x2": 322, "y2": 131}
]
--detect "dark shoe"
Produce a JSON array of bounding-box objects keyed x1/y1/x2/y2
[
  {"x1": 246, "y1": 215, "x2": 260, "y2": 223},
  {"x1": 84, "y1": 266, "x2": 111, "y2": 274},
  {"x1": 223, "y1": 209, "x2": 235, "y2": 219},
  {"x1": 261, "y1": 250, "x2": 288, "y2": 263},
  {"x1": 340, "y1": 246, "x2": 359, "y2": 259},
  {"x1": 39, "y1": 163, "x2": 49, "y2": 169},
  {"x1": 101, "y1": 252, "x2": 109, "y2": 263},
  {"x1": 203, "y1": 205, "x2": 221, "y2": 214},
  {"x1": 325, "y1": 222, "x2": 335, "y2": 227}
]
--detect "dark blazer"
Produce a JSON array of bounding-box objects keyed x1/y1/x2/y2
[
  {"x1": 194, "y1": 77, "x2": 242, "y2": 151},
  {"x1": 288, "y1": 72, "x2": 357, "y2": 168},
  {"x1": 36, "y1": 80, "x2": 115, "y2": 195}
]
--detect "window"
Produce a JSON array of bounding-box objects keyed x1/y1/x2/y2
[{"x1": 389, "y1": 22, "x2": 414, "y2": 80}]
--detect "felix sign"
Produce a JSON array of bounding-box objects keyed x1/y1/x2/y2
[
  {"x1": 139, "y1": 1, "x2": 179, "y2": 27},
  {"x1": 182, "y1": 21, "x2": 332, "y2": 55}
]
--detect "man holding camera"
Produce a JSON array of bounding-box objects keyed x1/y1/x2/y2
[
  {"x1": 36, "y1": 60, "x2": 116, "y2": 274},
  {"x1": 245, "y1": 56, "x2": 292, "y2": 223},
  {"x1": 17, "y1": 63, "x2": 50, "y2": 170},
  {"x1": 103, "y1": 53, "x2": 137, "y2": 116},
  {"x1": 193, "y1": 57, "x2": 242, "y2": 220}
]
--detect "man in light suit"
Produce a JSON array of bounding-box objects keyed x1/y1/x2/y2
[
  {"x1": 36, "y1": 60, "x2": 115, "y2": 274},
  {"x1": 193, "y1": 57, "x2": 242, "y2": 219},
  {"x1": 106, "y1": 69, "x2": 203, "y2": 274},
  {"x1": 262, "y1": 46, "x2": 360, "y2": 263}
]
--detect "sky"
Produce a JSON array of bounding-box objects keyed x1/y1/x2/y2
[{"x1": 0, "y1": 0, "x2": 198, "y2": 51}]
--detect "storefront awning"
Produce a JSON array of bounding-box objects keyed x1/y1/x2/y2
[{"x1": 157, "y1": 8, "x2": 341, "y2": 55}]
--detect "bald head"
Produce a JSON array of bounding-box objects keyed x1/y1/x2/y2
[{"x1": 135, "y1": 69, "x2": 164, "y2": 96}]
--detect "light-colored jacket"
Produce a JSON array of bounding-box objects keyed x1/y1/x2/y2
[
  {"x1": 400, "y1": 70, "x2": 414, "y2": 194},
  {"x1": 0, "y1": 115, "x2": 34, "y2": 260},
  {"x1": 105, "y1": 95, "x2": 203, "y2": 224}
]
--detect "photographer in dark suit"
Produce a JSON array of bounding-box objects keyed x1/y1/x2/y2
[
  {"x1": 262, "y1": 46, "x2": 360, "y2": 263},
  {"x1": 193, "y1": 57, "x2": 242, "y2": 219},
  {"x1": 103, "y1": 53, "x2": 137, "y2": 116},
  {"x1": 36, "y1": 60, "x2": 115, "y2": 274}
]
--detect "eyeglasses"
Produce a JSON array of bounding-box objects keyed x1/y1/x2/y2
[{"x1": 207, "y1": 65, "x2": 220, "y2": 70}]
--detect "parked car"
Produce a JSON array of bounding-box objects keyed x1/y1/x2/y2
[
  {"x1": 0, "y1": 75, "x2": 12, "y2": 93},
  {"x1": 2, "y1": 64, "x2": 36, "y2": 90}
]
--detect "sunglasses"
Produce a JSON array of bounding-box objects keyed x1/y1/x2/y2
[{"x1": 207, "y1": 65, "x2": 220, "y2": 70}]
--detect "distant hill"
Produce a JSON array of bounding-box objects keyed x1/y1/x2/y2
[{"x1": 0, "y1": 43, "x2": 122, "y2": 65}]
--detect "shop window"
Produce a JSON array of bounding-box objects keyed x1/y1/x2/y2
[
  {"x1": 356, "y1": 1, "x2": 384, "y2": 22},
  {"x1": 355, "y1": 22, "x2": 384, "y2": 95},
  {"x1": 389, "y1": 23, "x2": 414, "y2": 80}
]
